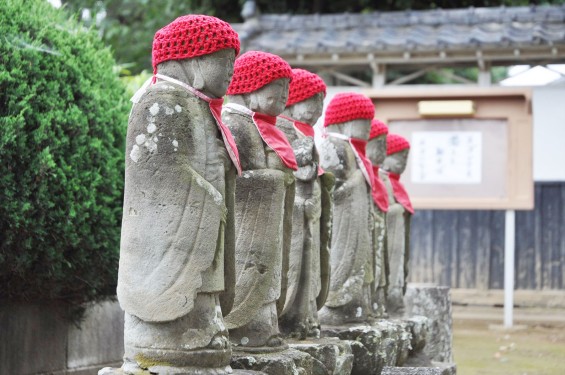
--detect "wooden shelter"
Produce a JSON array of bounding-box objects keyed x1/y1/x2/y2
[{"x1": 232, "y1": 4, "x2": 565, "y2": 293}]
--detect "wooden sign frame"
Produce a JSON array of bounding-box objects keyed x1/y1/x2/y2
[{"x1": 363, "y1": 87, "x2": 533, "y2": 210}]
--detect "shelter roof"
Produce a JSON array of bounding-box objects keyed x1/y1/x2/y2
[{"x1": 233, "y1": 5, "x2": 565, "y2": 67}]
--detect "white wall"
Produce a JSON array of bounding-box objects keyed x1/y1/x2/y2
[{"x1": 532, "y1": 86, "x2": 565, "y2": 181}]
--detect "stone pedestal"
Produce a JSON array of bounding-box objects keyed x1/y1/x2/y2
[
  {"x1": 404, "y1": 284, "x2": 453, "y2": 362},
  {"x1": 320, "y1": 320, "x2": 419, "y2": 375},
  {"x1": 289, "y1": 338, "x2": 354, "y2": 375},
  {"x1": 100, "y1": 367, "x2": 266, "y2": 375},
  {"x1": 381, "y1": 362, "x2": 457, "y2": 375},
  {"x1": 231, "y1": 348, "x2": 314, "y2": 375}
]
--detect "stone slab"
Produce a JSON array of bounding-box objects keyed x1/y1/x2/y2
[
  {"x1": 289, "y1": 337, "x2": 354, "y2": 375},
  {"x1": 381, "y1": 362, "x2": 457, "y2": 375},
  {"x1": 231, "y1": 348, "x2": 314, "y2": 375},
  {"x1": 404, "y1": 284, "x2": 453, "y2": 362},
  {"x1": 321, "y1": 321, "x2": 413, "y2": 375},
  {"x1": 99, "y1": 367, "x2": 266, "y2": 375}
]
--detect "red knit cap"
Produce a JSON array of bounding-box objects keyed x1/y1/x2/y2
[
  {"x1": 323, "y1": 93, "x2": 375, "y2": 127},
  {"x1": 152, "y1": 15, "x2": 240, "y2": 73},
  {"x1": 286, "y1": 69, "x2": 327, "y2": 107},
  {"x1": 386, "y1": 134, "x2": 410, "y2": 155},
  {"x1": 369, "y1": 119, "x2": 389, "y2": 140},
  {"x1": 227, "y1": 51, "x2": 292, "y2": 95}
]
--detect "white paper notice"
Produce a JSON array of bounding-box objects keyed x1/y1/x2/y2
[{"x1": 411, "y1": 131, "x2": 482, "y2": 184}]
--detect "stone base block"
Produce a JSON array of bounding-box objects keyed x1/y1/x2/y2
[
  {"x1": 404, "y1": 284, "x2": 453, "y2": 363},
  {"x1": 99, "y1": 366, "x2": 263, "y2": 375},
  {"x1": 403, "y1": 316, "x2": 428, "y2": 354},
  {"x1": 231, "y1": 348, "x2": 313, "y2": 375},
  {"x1": 381, "y1": 361, "x2": 457, "y2": 375},
  {"x1": 289, "y1": 337, "x2": 354, "y2": 375},
  {"x1": 321, "y1": 320, "x2": 414, "y2": 375}
]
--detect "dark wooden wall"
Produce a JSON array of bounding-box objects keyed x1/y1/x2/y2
[{"x1": 409, "y1": 182, "x2": 565, "y2": 290}]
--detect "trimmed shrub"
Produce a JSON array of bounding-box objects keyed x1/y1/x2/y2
[{"x1": 0, "y1": 0, "x2": 128, "y2": 306}]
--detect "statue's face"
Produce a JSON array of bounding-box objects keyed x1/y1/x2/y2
[
  {"x1": 383, "y1": 149, "x2": 409, "y2": 174},
  {"x1": 248, "y1": 78, "x2": 290, "y2": 116},
  {"x1": 327, "y1": 119, "x2": 371, "y2": 141},
  {"x1": 286, "y1": 92, "x2": 324, "y2": 125},
  {"x1": 366, "y1": 134, "x2": 387, "y2": 166},
  {"x1": 195, "y1": 48, "x2": 236, "y2": 98}
]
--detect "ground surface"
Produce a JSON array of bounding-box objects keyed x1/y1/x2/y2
[{"x1": 451, "y1": 289, "x2": 565, "y2": 375}]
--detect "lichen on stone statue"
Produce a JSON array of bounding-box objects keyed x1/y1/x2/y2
[
  {"x1": 276, "y1": 69, "x2": 334, "y2": 339},
  {"x1": 221, "y1": 51, "x2": 297, "y2": 352},
  {"x1": 115, "y1": 14, "x2": 241, "y2": 374},
  {"x1": 317, "y1": 93, "x2": 376, "y2": 325}
]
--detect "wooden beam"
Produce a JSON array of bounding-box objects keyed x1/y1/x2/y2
[
  {"x1": 388, "y1": 66, "x2": 437, "y2": 85},
  {"x1": 328, "y1": 70, "x2": 371, "y2": 87}
]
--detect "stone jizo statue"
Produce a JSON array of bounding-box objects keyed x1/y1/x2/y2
[
  {"x1": 381, "y1": 134, "x2": 414, "y2": 316},
  {"x1": 276, "y1": 69, "x2": 333, "y2": 339},
  {"x1": 318, "y1": 93, "x2": 376, "y2": 325},
  {"x1": 222, "y1": 51, "x2": 297, "y2": 352},
  {"x1": 116, "y1": 15, "x2": 241, "y2": 374},
  {"x1": 366, "y1": 119, "x2": 390, "y2": 318}
]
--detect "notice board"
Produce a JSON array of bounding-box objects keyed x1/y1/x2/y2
[{"x1": 363, "y1": 88, "x2": 533, "y2": 210}]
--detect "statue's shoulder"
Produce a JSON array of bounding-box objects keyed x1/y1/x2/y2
[
  {"x1": 139, "y1": 82, "x2": 202, "y2": 112},
  {"x1": 222, "y1": 108, "x2": 255, "y2": 137},
  {"x1": 276, "y1": 117, "x2": 298, "y2": 143}
]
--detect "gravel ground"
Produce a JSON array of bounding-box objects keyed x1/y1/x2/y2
[{"x1": 452, "y1": 301, "x2": 565, "y2": 375}]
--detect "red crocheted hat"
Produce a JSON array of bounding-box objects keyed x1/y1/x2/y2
[
  {"x1": 387, "y1": 134, "x2": 410, "y2": 155},
  {"x1": 227, "y1": 51, "x2": 292, "y2": 95},
  {"x1": 323, "y1": 93, "x2": 375, "y2": 127},
  {"x1": 369, "y1": 119, "x2": 389, "y2": 140},
  {"x1": 286, "y1": 69, "x2": 327, "y2": 107},
  {"x1": 152, "y1": 15, "x2": 240, "y2": 73}
]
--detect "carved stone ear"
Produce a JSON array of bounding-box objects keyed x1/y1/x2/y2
[
  {"x1": 245, "y1": 93, "x2": 257, "y2": 111},
  {"x1": 192, "y1": 59, "x2": 205, "y2": 90}
]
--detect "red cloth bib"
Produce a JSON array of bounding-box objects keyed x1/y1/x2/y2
[
  {"x1": 372, "y1": 166, "x2": 389, "y2": 212},
  {"x1": 279, "y1": 115, "x2": 323, "y2": 175},
  {"x1": 252, "y1": 112, "x2": 298, "y2": 170},
  {"x1": 389, "y1": 172, "x2": 414, "y2": 214}
]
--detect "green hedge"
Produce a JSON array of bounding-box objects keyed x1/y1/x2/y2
[{"x1": 0, "y1": 0, "x2": 128, "y2": 306}]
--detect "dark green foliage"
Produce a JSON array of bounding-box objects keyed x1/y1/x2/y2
[
  {"x1": 63, "y1": 0, "x2": 243, "y2": 75},
  {"x1": 0, "y1": 0, "x2": 128, "y2": 306}
]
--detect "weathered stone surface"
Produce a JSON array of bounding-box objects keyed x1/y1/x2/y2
[
  {"x1": 231, "y1": 348, "x2": 314, "y2": 375},
  {"x1": 404, "y1": 285, "x2": 453, "y2": 362},
  {"x1": 223, "y1": 74, "x2": 294, "y2": 351},
  {"x1": 99, "y1": 367, "x2": 267, "y2": 375},
  {"x1": 366, "y1": 131, "x2": 389, "y2": 318},
  {"x1": 318, "y1": 115, "x2": 374, "y2": 325},
  {"x1": 278, "y1": 88, "x2": 332, "y2": 340},
  {"x1": 290, "y1": 337, "x2": 354, "y2": 375},
  {"x1": 321, "y1": 321, "x2": 413, "y2": 374},
  {"x1": 381, "y1": 145, "x2": 412, "y2": 317},
  {"x1": 403, "y1": 316, "x2": 429, "y2": 354},
  {"x1": 118, "y1": 44, "x2": 239, "y2": 371},
  {"x1": 381, "y1": 362, "x2": 457, "y2": 375}
]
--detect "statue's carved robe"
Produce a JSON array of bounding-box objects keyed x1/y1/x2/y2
[
  {"x1": 117, "y1": 81, "x2": 235, "y2": 365},
  {"x1": 381, "y1": 171, "x2": 412, "y2": 314},
  {"x1": 370, "y1": 167, "x2": 389, "y2": 317},
  {"x1": 318, "y1": 136, "x2": 373, "y2": 324},
  {"x1": 222, "y1": 106, "x2": 295, "y2": 349},
  {"x1": 276, "y1": 117, "x2": 333, "y2": 338}
]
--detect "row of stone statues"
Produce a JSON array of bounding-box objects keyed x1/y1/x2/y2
[{"x1": 115, "y1": 15, "x2": 413, "y2": 374}]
